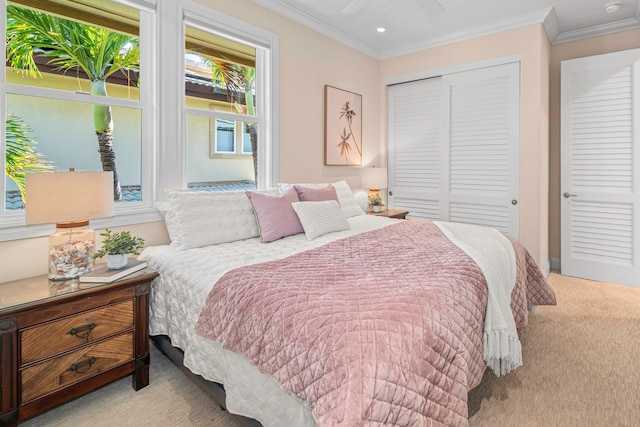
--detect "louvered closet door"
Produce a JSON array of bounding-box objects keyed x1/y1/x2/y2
[
  {"x1": 388, "y1": 77, "x2": 443, "y2": 220},
  {"x1": 442, "y1": 63, "x2": 520, "y2": 238},
  {"x1": 561, "y1": 49, "x2": 640, "y2": 287},
  {"x1": 388, "y1": 63, "x2": 519, "y2": 236}
]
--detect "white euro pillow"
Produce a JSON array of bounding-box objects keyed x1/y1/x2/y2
[
  {"x1": 331, "y1": 180, "x2": 365, "y2": 217},
  {"x1": 166, "y1": 189, "x2": 278, "y2": 249},
  {"x1": 292, "y1": 200, "x2": 351, "y2": 240}
]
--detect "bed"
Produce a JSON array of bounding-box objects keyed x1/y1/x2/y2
[{"x1": 141, "y1": 181, "x2": 556, "y2": 426}]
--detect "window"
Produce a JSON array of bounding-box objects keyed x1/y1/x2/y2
[
  {"x1": 214, "y1": 119, "x2": 236, "y2": 154},
  {"x1": 2, "y1": 0, "x2": 155, "y2": 236},
  {"x1": 210, "y1": 119, "x2": 253, "y2": 157},
  {"x1": 242, "y1": 123, "x2": 253, "y2": 154},
  {"x1": 184, "y1": 23, "x2": 260, "y2": 187},
  {"x1": 1, "y1": 0, "x2": 278, "y2": 240}
]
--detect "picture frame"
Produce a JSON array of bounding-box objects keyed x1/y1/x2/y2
[{"x1": 324, "y1": 85, "x2": 362, "y2": 166}]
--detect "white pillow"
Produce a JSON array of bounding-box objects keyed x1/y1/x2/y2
[
  {"x1": 166, "y1": 189, "x2": 278, "y2": 249},
  {"x1": 332, "y1": 180, "x2": 365, "y2": 217},
  {"x1": 292, "y1": 200, "x2": 351, "y2": 240},
  {"x1": 279, "y1": 180, "x2": 364, "y2": 218}
]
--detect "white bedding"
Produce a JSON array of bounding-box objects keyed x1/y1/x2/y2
[{"x1": 139, "y1": 215, "x2": 399, "y2": 426}]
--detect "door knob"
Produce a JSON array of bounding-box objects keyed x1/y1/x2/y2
[
  {"x1": 388, "y1": 191, "x2": 393, "y2": 196},
  {"x1": 563, "y1": 192, "x2": 577, "y2": 198},
  {"x1": 511, "y1": 199, "x2": 518, "y2": 205}
]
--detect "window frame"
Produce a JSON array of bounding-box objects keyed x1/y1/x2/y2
[
  {"x1": 0, "y1": 0, "x2": 279, "y2": 241},
  {"x1": 155, "y1": 1, "x2": 278, "y2": 201},
  {"x1": 181, "y1": 10, "x2": 277, "y2": 189},
  {"x1": 212, "y1": 118, "x2": 237, "y2": 155},
  {"x1": 241, "y1": 122, "x2": 253, "y2": 155},
  {"x1": 209, "y1": 118, "x2": 253, "y2": 158}
]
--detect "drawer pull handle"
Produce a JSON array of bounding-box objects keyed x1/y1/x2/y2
[
  {"x1": 68, "y1": 356, "x2": 96, "y2": 374},
  {"x1": 68, "y1": 322, "x2": 97, "y2": 341}
]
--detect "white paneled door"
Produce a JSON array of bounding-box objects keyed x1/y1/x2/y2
[
  {"x1": 388, "y1": 77, "x2": 443, "y2": 220},
  {"x1": 561, "y1": 49, "x2": 640, "y2": 287},
  {"x1": 388, "y1": 62, "x2": 520, "y2": 238}
]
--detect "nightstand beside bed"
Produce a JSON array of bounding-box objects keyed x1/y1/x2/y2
[
  {"x1": 0, "y1": 269, "x2": 158, "y2": 426},
  {"x1": 367, "y1": 208, "x2": 409, "y2": 219}
]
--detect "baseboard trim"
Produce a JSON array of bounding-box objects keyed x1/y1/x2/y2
[
  {"x1": 542, "y1": 259, "x2": 551, "y2": 277},
  {"x1": 550, "y1": 257, "x2": 561, "y2": 273}
]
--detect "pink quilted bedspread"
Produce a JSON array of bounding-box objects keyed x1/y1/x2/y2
[{"x1": 195, "y1": 221, "x2": 555, "y2": 426}]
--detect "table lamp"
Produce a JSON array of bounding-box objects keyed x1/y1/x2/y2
[
  {"x1": 361, "y1": 166, "x2": 387, "y2": 211},
  {"x1": 26, "y1": 170, "x2": 114, "y2": 281}
]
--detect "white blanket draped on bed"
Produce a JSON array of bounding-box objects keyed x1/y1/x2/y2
[{"x1": 434, "y1": 221, "x2": 521, "y2": 376}]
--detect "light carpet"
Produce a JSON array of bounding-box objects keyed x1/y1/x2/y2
[
  {"x1": 468, "y1": 271, "x2": 640, "y2": 426},
  {"x1": 23, "y1": 272, "x2": 640, "y2": 426}
]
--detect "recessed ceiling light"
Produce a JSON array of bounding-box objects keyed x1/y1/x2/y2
[
  {"x1": 604, "y1": 1, "x2": 621, "y2": 13},
  {"x1": 376, "y1": 27, "x2": 386, "y2": 33}
]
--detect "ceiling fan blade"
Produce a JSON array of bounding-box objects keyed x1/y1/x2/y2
[
  {"x1": 341, "y1": 0, "x2": 367, "y2": 14},
  {"x1": 418, "y1": 0, "x2": 445, "y2": 16}
]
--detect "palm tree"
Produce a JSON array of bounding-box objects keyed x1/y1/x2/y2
[
  {"x1": 6, "y1": 5, "x2": 140, "y2": 200},
  {"x1": 205, "y1": 59, "x2": 258, "y2": 183},
  {"x1": 5, "y1": 113, "x2": 53, "y2": 203},
  {"x1": 339, "y1": 101, "x2": 361, "y2": 157},
  {"x1": 337, "y1": 128, "x2": 352, "y2": 164}
]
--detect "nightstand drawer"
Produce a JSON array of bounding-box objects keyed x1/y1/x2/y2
[
  {"x1": 21, "y1": 332, "x2": 133, "y2": 403},
  {"x1": 21, "y1": 300, "x2": 134, "y2": 364}
]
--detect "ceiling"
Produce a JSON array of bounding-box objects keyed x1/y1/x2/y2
[{"x1": 250, "y1": 0, "x2": 640, "y2": 59}]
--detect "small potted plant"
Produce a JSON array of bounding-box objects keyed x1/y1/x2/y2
[
  {"x1": 368, "y1": 193, "x2": 385, "y2": 213},
  {"x1": 93, "y1": 228, "x2": 145, "y2": 270}
]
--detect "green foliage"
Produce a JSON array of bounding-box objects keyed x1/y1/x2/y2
[
  {"x1": 6, "y1": 6, "x2": 140, "y2": 82},
  {"x1": 6, "y1": 5, "x2": 140, "y2": 200},
  {"x1": 368, "y1": 192, "x2": 384, "y2": 207},
  {"x1": 203, "y1": 57, "x2": 257, "y2": 181},
  {"x1": 93, "y1": 228, "x2": 145, "y2": 259},
  {"x1": 5, "y1": 114, "x2": 53, "y2": 202}
]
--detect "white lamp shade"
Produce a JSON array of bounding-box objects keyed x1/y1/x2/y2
[
  {"x1": 361, "y1": 167, "x2": 388, "y2": 189},
  {"x1": 25, "y1": 171, "x2": 114, "y2": 225}
]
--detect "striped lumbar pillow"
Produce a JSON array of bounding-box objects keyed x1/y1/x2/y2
[{"x1": 292, "y1": 200, "x2": 350, "y2": 240}]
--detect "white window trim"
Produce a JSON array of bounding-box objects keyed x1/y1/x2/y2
[
  {"x1": 241, "y1": 122, "x2": 253, "y2": 155},
  {"x1": 0, "y1": 0, "x2": 159, "y2": 241},
  {"x1": 172, "y1": 1, "x2": 279, "y2": 192},
  {"x1": 213, "y1": 118, "x2": 237, "y2": 155},
  {"x1": 0, "y1": 0, "x2": 279, "y2": 241},
  {"x1": 207, "y1": 117, "x2": 253, "y2": 158}
]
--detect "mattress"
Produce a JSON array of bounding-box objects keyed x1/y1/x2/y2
[{"x1": 140, "y1": 215, "x2": 400, "y2": 426}]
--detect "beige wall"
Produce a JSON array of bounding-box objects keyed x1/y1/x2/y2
[
  {"x1": 380, "y1": 24, "x2": 551, "y2": 267},
  {"x1": 548, "y1": 29, "x2": 640, "y2": 260}
]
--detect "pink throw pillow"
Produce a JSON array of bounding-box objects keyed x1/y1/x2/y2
[
  {"x1": 246, "y1": 187, "x2": 304, "y2": 242},
  {"x1": 294, "y1": 184, "x2": 338, "y2": 202}
]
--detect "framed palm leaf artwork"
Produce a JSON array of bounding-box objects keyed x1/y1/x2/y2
[{"x1": 324, "y1": 85, "x2": 362, "y2": 166}]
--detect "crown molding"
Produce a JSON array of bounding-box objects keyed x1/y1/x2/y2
[
  {"x1": 250, "y1": 1, "x2": 640, "y2": 59},
  {"x1": 551, "y1": 16, "x2": 640, "y2": 45},
  {"x1": 250, "y1": 0, "x2": 381, "y2": 58},
  {"x1": 380, "y1": 8, "x2": 553, "y2": 59},
  {"x1": 542, "y1": 7, "x2": 559, "y2": 43}
]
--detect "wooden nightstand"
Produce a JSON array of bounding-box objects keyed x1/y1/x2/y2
[
  {"x1": 0, "y1": 269, "x2": 158, "y2": 426},
  {"x1": 367, "y1": 208, "x2": 409, "y2": 219}
]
